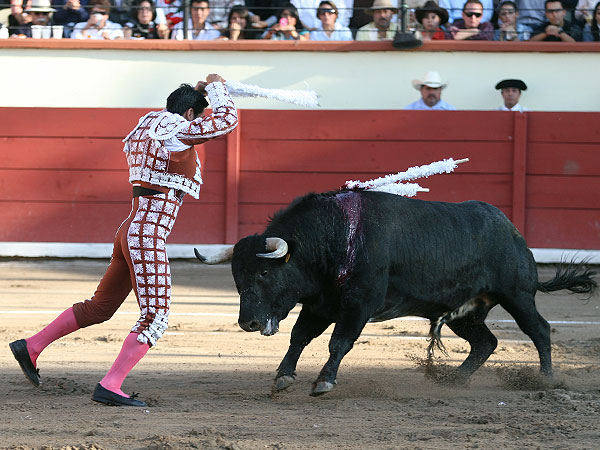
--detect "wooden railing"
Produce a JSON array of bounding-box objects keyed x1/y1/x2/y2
[{"x1": 1, "y1": 108, "x2": 599, "y2": 249}]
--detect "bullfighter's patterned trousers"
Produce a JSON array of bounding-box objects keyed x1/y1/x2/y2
[{"x1": 72, "y1": 190, "x2": 182, "y2": 347}]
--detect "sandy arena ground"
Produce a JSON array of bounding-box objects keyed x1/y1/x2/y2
[{"x1": 1, "y1": 259, "x2": 599, "y2": 450}]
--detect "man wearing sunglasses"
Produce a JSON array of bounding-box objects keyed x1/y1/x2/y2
[
  {"x1": 530, "y1": 0, "x2": 582, "y2": 41},
  {"x1": 295, "y1": 0, "x2": 353, "y2": 31},
  {"x1": 440, "y1": 0, "x2": 493, "y2": 24},
  {"x1": 449, "y1": 0, "x2": 494, "y2": 39},
  {"x1": 71, "y1": 0, "x2": 124, "y2": 39},
  {"x1": 310, "y1": 0, "x2": 353, "y2": 40}
]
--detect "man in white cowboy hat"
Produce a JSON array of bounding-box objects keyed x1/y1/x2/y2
[
  {"x1": 355, "y1": 0, "x2": 398, "y2": 40},
  {"x1": 405, "y1": 71, "x2": 456, "y2": 110},
  {"x1": 12, "y1": 0, "x2": 55, "y2": 37}
]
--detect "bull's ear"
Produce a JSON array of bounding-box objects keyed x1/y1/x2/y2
[{"x1": 282, "y1": 238, "x2": 297, "y2": 263}]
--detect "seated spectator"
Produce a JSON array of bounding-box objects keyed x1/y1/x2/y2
[
  {"x1": 12, "y1": 0, "x2": 55, "y2": 37},
  {"x1": 575, "y1": 0, "x2": 597, "y2": 24},
  {"x1": 494, "y1": 0, "x2": 530, "y2": 40},
  {"x1": 294, "y1": 0, "x2": 353, "y2": 30},
  {"x1": 52, "y1": 0, "x2": 89, "y2": 38},
  {"x1": 516, "y1": 0, "x2": 546, "y2": 34},
  {"x1": 405, "y1": 71, "x2": 456, "y2": 110},
  {"x1": 171, "y1": 0, "x2": 221, "y2": 39},
  {"x1": 123, "y1": 0, "x2": 169, "y2": 38},
  {"x1": 440, "y1": 0, "x2": 493, "y2": 23},
  {"x1": 8, "y1": 0, "x2": 32, "y2": 37},
  {"x1": 582, "y1": 0, "x2": 599, "y2": 40},
  {"x1": 355, "y1": 0, "x2": 397, "y2": 41},
  {"x1": 71, "y1": 0, "x2": 124, "y2": 38},
  {"x1": 261, "y1": 2, "x2": 309, "y2": 39},
  {"x1": 218, "y1": 4, "x2": 258, "y2": 38},
  {"x1": 310, "y1": 0, "x2": 353, "y2": 40},
  {"x1": 415, "y1": 0, "x2": 449, "y2": 40},
  {"x1": 208, "y1": 0, "x2": 244, "y2": 29},
  {"x1": 495, "y1": 78, "x2": 528, "y2": 111},
  {"x1": 448, "y1": 0, "x2": 494, "y2": 39},
  {"x1": 0, "y1": 23, "x2": 8, "y2": 39},
  {"x1": 530, "y1": 0, "x2": 582, "y2": 40}
]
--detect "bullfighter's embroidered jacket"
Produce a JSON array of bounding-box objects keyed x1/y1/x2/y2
[{"x1": 123, "y1": 82, "x2": 237, "y2": 199}]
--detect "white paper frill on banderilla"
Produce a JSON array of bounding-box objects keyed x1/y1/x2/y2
[
  {"x1": 344, "y1": 158, "x2": 470, "y2": 197},
  {"x1": 225, "y1": 80, "x2": 319, "y2": 107}
]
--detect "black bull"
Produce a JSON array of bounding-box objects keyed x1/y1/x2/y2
[{"x1": 195, "y1": 190, "x2": 597, "y2": 396}]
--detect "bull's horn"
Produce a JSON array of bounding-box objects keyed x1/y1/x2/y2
[
  {"x1": 256, "y1": 237, "x2": 288, "y2": 259},
  {"x1": 194, "y1": 246, "x2": 233, "y2": 264}
]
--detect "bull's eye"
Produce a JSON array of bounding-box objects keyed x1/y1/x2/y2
[{"x1": 259, "y1": 270, "x2": 268, "y2": 278}]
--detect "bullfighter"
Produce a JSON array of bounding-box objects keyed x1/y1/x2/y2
[{"x1": 9, "y1": 73, "x2": 238, "y2": 407}]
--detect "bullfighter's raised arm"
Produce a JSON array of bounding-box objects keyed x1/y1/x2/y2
[{"x1": 177, "y1": 77, "x2": 238, "y2": 146}]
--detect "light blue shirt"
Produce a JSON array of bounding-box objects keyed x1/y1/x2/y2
[
  {"x1": 310, "y1": 23, "x2": 353, "y2": 41},
  {"x1": 404, "y1": 98, "x2": 456, "y2": 111},
  {"x1": 171, "y1": 20, "x2": 220, "y2": 40},
  {"x1": 494, "y1": 23, "x2": 531, "y2": 41}
]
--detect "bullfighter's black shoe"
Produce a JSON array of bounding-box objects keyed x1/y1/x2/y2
[
  {"x1": 91, "y1": 383, "x2": 147, "y2": 407},
  {"x1": 9, "y1": 339, "x2": 40, "y2": 387}
]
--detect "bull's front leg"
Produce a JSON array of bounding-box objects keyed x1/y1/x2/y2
[
  {"x1": 311, "y1": 303, "x2": 371, "y2": 396},
  {"x1": 273, "y1": 306, "x2": 332, "y2": 393}
]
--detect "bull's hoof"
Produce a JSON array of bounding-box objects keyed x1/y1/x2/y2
[
  {"x1": 310, "y1": 380, "x2": 336, "y2": 396},
  {"x1": 272, "y1": 375, "x2": 295, "y2": 393}
]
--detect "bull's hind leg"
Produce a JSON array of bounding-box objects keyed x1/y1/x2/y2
[
  {"x1": 273, "y1": 307, "x2": 332, "y2": 393},
  {"x1": 500, "y1": 291, "x2": 552, "y2": 376},
  {"x1": 427, "y1": 295, "x2": 498, "y2": 380},
  {"x1": 446, "y1": 319, "x2": 498, "y2": 378}
]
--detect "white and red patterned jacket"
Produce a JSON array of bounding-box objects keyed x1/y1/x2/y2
[{"x1": 123, "y1": 82, "x2": 237, "y2": 199}]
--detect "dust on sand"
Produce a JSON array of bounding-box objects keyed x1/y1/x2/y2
[{"x1": 1, "y1": 260, "x2": 599, "y2": 449}]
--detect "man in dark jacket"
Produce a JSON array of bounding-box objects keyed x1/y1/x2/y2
[
  {"x1": 448, "y1": 0, "x2": 494, "y2": 39},
  {"x1": 530, "y1": 0, "x2": 582, "y2": 41},
  {"x1": 52, "y1": 0, "x2": 89, "y2": 37}
]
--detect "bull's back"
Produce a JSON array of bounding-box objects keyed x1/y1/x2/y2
[{"x1": 359, "y1": 192, "x2": 537, "y2": 309}]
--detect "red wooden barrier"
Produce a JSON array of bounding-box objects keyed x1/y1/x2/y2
[{"x1": 1, "y1": 108, "x2": 599, "y2": 249}]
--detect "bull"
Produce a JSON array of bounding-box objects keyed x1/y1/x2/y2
[{"x1": 195, "y1": 190, "x2": 597, "y2": 396}]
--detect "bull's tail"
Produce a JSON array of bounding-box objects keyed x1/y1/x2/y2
[{"x1": 537, "y1": 261, "x2": 597, "y2": 296}]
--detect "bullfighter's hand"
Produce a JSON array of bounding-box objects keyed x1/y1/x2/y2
[
  {"x1": 194, "y1": 81, "x2": 208, "y2": 95},
  {"x1": 206, "y1": 74, "x2": 226, "y2": 84}
]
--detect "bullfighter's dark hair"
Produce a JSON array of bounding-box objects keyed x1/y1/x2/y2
[{"x1": 166, "y1": 84, "x2": 209, "y2": 117}]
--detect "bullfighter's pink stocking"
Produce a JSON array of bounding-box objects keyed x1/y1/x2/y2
[
  {"x1": 26, "y1": 306, "x2": 80, "y2": 367},
  {"x1": 100, "y1": 332, "x2": 149, "y2": 397}
]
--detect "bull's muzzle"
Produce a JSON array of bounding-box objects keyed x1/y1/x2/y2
[
  {"x1": 238, "y1": 318, "x2": 261, "y2": 332},
  {"x1": 238, "y1": 317, "x2": 279, "y2": 336}
]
